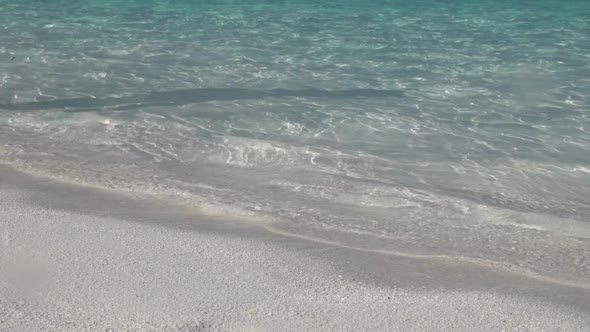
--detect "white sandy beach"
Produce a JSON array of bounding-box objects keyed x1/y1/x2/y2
[{"x1": 1, "y1": 168, "x2": 589, "y2": 331}]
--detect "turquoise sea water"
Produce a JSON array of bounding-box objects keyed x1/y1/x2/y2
[{"x1": 1, "y1": 1, "x2": 589, "y2": 281}]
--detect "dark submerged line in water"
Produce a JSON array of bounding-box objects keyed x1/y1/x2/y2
[{"x1": 0, "y1": 88, "x2": 405, "y2": 112}]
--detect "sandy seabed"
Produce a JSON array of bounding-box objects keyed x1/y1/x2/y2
[{"x1": 1, "y1": 166, "x2": 589, "y2": 331}]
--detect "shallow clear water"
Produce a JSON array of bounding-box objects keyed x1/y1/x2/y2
[{"x1": 1, "y1": 1, "x2": 589, "y2": 281}]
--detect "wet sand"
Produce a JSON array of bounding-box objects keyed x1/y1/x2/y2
[{"x1": 1, "y1": 166, "x2": 589, "y2": 331}]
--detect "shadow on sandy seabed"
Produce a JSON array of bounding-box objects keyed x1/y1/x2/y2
[{"x1": 0, "y1": 87, "x2": 404, "y2": 112}]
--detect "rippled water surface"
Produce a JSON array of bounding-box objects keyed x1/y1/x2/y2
[{"x1": 1, "y1": 0, "x2": 589, "y2": 282}]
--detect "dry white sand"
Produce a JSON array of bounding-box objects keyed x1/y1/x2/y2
[{"x1": 1, "y1": 185, "x2": 590, "y2": 331}]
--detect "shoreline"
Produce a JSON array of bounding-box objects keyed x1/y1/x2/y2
[
  {"x1": 1, "y1": 164, "x2": 590, "y2": 330},
  {"x1": 3, "y1": 164, "x2": 590, "y2": 291}
]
